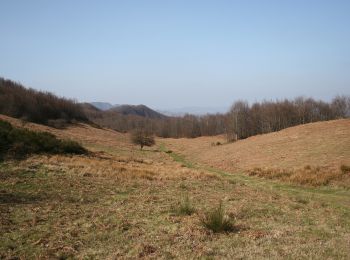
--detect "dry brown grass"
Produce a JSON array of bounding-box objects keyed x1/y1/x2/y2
[
  {"x1": 21, "y1": 154, "x2": 219, "y2": 183},
  {"x1": 2, "y1": 155, "x2": 350, "y2": 259},
  {"x1": 248, "y1": 165, "x2": 350, "y2": 186},
  {"x1": 161, "y1": 119, "x2": 350, "y2": 187}
]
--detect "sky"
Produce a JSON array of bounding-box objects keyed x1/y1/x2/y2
[{"x1": 0, "y1": 0, "x2": 350, "y2": 111}]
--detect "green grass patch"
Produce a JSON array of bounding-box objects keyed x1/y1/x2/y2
[{"x1": 159, "y1": 144, "x2": 196, "y2": 169}]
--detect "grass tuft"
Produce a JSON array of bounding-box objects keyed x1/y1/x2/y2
[
  {"x1": 201, "y1": 201, "x2": 235, "y2": 233},
  {"x1": 176, "y1": 195, "x2": 195, "y2": 216}
]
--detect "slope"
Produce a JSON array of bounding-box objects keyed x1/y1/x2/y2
[{"x1": 161, "y1": 119, "x2": 350, "y2": 186}]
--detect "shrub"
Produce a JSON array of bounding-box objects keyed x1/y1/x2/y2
[
  {"x1": 176, "y1": 195, "x2": 195, "y2": 216},
  {"x1": 47, "y1": 119, "x2": 68, "y2": 129},
  {"x1": 304, "y1": 165, "x2": 311, "y2": 170},
  {"x1": 59, "y1": 140, "x2": 88, "y2": 154},
  {"x1": 340, "y1": 164, "x2": 350, "y2": 174},
  {"x1": 131, "y1": 129, "x2": 155, "y2": 150},
  {"x1": 0, "y1": 119, "x2": 87, "y2": 160},
  {"x1": 201, "y1": 201, "x2": 235, "y2": 233}
]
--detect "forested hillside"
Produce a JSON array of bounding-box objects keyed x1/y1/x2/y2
[{"x1": 0, "y1": 78, "x2": 87, "y2": 126}]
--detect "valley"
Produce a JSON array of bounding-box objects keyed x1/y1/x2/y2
[{"x1": 1, "y1": 115, "x2": 349, "y2": 259}]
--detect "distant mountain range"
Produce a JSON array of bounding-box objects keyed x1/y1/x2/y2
[{"x1": 89, "y1": 102, "x2": 167, "y2": 119}]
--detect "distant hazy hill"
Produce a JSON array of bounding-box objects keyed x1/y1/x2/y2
[
  {"x1": 111, "y1": 105, "x2": 167, "y2": 119},
  {"x1": 159, "y1": 106, "x2": 229, "y2": 116},
  {"x1": 90, "y1": 102, "x2": 114, "y2": 111}
]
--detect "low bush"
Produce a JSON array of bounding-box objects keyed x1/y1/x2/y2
[
  {"x1": 0, "y1": 119, "x2": 87, "y2": 160},
  {"x1": 201, "y1": 201, "x2": 235, "y2": 233},
  {"x1": 130, "y1": 129, "x2": 155, "y2": 150},
  {"x1": 47, "y1": 119, "x2": 68, "y2": 129},
  {"x1": 340, "y1": 164, "x2": 350, "y2": 174}
]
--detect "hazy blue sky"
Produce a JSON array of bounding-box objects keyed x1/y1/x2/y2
[{"x1": 1, "y1": 0, "x2": 349, "y2": 110}]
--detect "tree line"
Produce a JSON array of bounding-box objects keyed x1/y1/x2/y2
[
  {"x1": 87, "y1": 96, "x2": 350, "y2": 140},
  {"x1": 1, "y1": 77, "x2": 349, "y2": 139},
  {"x1": 85, "y1": 108, "x2": 227, "y2": 138},
  {"x1": 225, "y1": 96, "x2": 350, "y2": 140}
]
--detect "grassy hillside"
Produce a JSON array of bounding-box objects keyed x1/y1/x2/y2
[
  {"x1": 162, "y1": 119, "x2": 350, "y2": 186},
  {"x1": 1, "y1": 115, "x2": 350, "y2": 258}
]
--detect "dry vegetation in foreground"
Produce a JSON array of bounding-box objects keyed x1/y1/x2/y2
[
  {"x1": 1, "y1": 116, "x2": 350, "y2": 258},
  {"x1": 1, "y1": 154, "x2": 350, "y2": 259}
]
